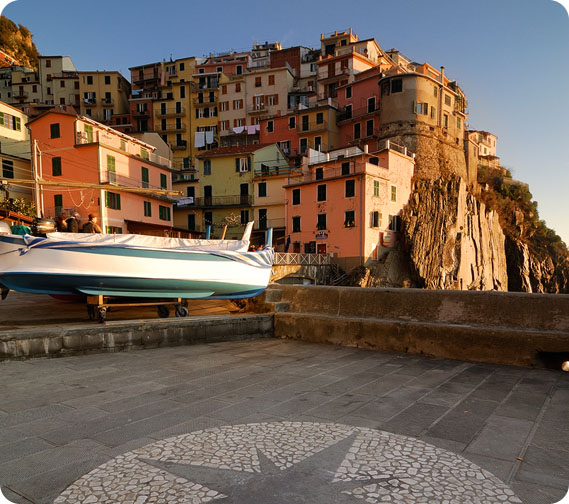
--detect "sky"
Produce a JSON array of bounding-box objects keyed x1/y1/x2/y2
[{"x1": 1, "y1": 0, "x2": 568, "y2": 244}]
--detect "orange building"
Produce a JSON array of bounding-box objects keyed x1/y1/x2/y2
[
  {"x1": 27, "y1": 107, "x2": 177, "y2": 235},
  {"x1": 284, "y1": 142, "x2": 415, "y2": 270}
]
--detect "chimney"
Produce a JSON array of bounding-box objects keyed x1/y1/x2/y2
[
  {"x1": 440, "y1": 66, "x2": 445, "y2": 84},
  {"x1": 326, "y1": 152, "x2": 330, "y2": 161},
  {"x1": 363, "y1": 144, "x2": 369, "y2": 153}
]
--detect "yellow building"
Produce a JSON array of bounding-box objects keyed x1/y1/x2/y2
[
  {"x1": 78, "y1": 71, "x2": 130, "y2": 126},
  {"x1": 190, "y1": 68, "x2": 220, "y2": 167},
  {"x1": 0, "y1": 101, "x2": 32, "y2": 204},
  {"x1": 195, "y1": 144, "x2": 284, "y2": 240}
]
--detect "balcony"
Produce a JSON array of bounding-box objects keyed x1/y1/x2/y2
[
  {"x1": 156, "y1": 122, "x2": 186, "y2": 133},
  {"x1": 171, "y1": 140, "x2": 188, "y2": 150},
  {"x1": 255, "y1": 217, "x2": 285, "y2": 230},
  {"x1": 193, "y1": 98, "x2": 216, "y2": 107},
  {"x1": 192, "y1": 195, "x2": 253, "y2": 208},
  {"x1": 346, "y1": 127, "x2": 380, "y2": 145},
  {"x1": 101, "y1": 98, "x2": 114, "y2": 107},
  {"x1": 132, "y1": 109, "x2": 150, "y2": 118},
  {"x1": 337, "y1": 104, "x2": 380, "y2": 123},
  {"x1": 83, "y1": 98, "x2": 96, "y2": 105},
  {"x1": 14, "y1": 91, "x2": 28, "y2": 100},
  {"x1": 247, "y1": 103, "x2": 268, "y2": 114},
  {"x1": 317, "y1": 67, "x2": 350, "y2": 84},
  {"x1": 253, "y1": 166, "x2": 302, "y2": 178},
  {"x1": 297, "y1": 119, "x2": 328, "y2": 133},
  {"x1": 156, "y1": 107, "x2": 186, "y2": 118}
]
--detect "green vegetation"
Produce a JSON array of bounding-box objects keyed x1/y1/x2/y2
[
  {"x1": 477, "y1": 166, "x2": 568, "y2": 263},
  {"x1": 0, "y1": 16, "x2": 40, "y2": 69},
  {"x1": 0, "y1": 197, "x2": 36, "y2": 217}
]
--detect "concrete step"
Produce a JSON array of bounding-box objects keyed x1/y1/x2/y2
[{"x1": 264, "y1": 288, "x2": 283, "y2": 303}]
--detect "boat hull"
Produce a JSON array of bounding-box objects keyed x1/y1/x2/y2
[{"x1": 0, "y1": 235, "x2": 273, "y2": 299}]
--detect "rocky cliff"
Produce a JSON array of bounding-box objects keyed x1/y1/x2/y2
[
  {"x1": 0, "y1": 16, "x2": 39, "y2": 69},
  {"x1": 399, "y1": 176, "x2": 508, "y2": 290}
]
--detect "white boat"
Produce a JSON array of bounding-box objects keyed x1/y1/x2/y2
[{"x1": 0, "y1": 222, "x2": 273, "y2": 300}]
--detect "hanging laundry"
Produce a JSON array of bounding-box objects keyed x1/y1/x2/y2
[
  {"x1": 205, "y1": 131, "x2": 214, "y2": 144},
  {"x1": 246, "y1": 125, "x2": 257, "y2": 135},
  {"x1": 233, "y1": 126, "x2": 245, "y2": 134},
  {"x1": 194, "y1": 132, "x2": 205, "y2": 148}
]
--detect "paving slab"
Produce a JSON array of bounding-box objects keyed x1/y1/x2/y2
[{"x1": 0, "y1": 339, "x2": 567, "y2": 504}]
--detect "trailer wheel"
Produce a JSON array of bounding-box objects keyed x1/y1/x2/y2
[
  {"x1": 175, "y1": 305, "x2": 189, "y2": 318},
  {"x1": 157, "y1": 305, "x2": 170, "y2": 318},
  {"x1": 98, "y1": 307, "x2": 107, "y2": 324}
]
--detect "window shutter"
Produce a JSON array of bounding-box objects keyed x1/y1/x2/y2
[
  {"x1": 117, "y1": 193, "x2": 121, "y2": 210},
  {"x1": 105, "y1": 191, "x2": 110, "y2": 208},
  {"x1": 235, "y1": 158, "x2": 240, "y2": 172},
  {"x1": 413, "y1": 101, "x2": 417, "y2": 113}
]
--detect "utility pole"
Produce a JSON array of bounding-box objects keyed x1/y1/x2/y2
[{"x1": 32, "y1": 139, "x2": 42, "y2": 218}]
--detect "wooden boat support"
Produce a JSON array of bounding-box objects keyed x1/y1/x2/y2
[{"x1": 86, "y1": 295, "x2": 189, "y2": 323}]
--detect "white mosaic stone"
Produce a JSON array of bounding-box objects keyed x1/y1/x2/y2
[{"x1": 54, "y1": 422, "x2": 523, "y2": 503}]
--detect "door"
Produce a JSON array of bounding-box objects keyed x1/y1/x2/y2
[
  {"x1": 204, "y1": 185, "x2": 212, "y2": 206},
  {"x1": 240, "y1": 183, "x2": 249, "y2": 205},
  {"x1": 258, "y1": 209, "x2": 267, "y2": 230},
  {"x1": 317, "y1": 243, "x2": 327, "y2": 254}
]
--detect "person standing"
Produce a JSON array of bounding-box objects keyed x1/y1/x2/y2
[
  {"x1": 65, "y1": 212, "x2": 80, "y2": 233},
  {"x1": 55, "y1": 212, "x2": 68, "y2": 232},
  {"x1": 81, "y1": 214, "x2": 102, "y2": 233}
]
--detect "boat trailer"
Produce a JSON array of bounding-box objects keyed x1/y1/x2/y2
[{"x1": 86, "y1": 295, "x2": 189, "y2": 323}]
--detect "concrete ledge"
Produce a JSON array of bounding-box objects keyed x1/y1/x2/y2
[
  {"x1": 275, "y1": 312, "x2": 569, "y2": 367},
  {"x1": 0, "y1": 315, "x2": 274, "y2": 360}
]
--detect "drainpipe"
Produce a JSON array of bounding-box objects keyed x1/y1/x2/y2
[
  {"x1": 360, "y1": 174, "x2": 364, "y2": 265},
  {"x1": 438, "y1": 66, "x2": 445, "y2": 127},
  {"x1": 97, "y1": 134, "x2": 107, "y2": 234}
]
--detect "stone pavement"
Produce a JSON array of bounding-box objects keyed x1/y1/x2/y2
[{"x1": 0, "y1": 339, "x2": 567, "y2": 504}]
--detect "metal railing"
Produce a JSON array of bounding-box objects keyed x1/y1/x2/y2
[
  {"x1": 274, "y1": 253, "x2": 331, "y2": 265},
  {"x1": 156, "y1": 107, "x2": 186, "y2": 117},
  {"x1": 192, "y1": 195, "x2": 253, "y2": 207},
  {"x1": 297, "y1": 119, "x2": 328, "y2": 133},
  {"x1": 255, "y1": 218, "x2": 285, "y2": 230},
  {"x1": 253, "y1": 166, "x2": 302, "y2": 178},
  {"x1": 156, "y1": 122, "x2": 186, "y2": 133},
  {"x1": 337, "y1": 104, "x2": 380, "y2": 122}
]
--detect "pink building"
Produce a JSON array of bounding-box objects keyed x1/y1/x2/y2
[
  {"x1": 27, "y1": 107, "x2": 177, "y2": 235},
  {"x1": 284, "y1": 142, "x2": 415, "y2": 270}
]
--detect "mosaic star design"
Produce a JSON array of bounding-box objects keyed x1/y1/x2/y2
[{"x1": 54, "y1": 422, "x2": 523, "y2": 503}]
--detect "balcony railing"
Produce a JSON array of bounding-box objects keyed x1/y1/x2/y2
[
  {"x1": 132, "y1": 109, "x2": 150, "y2": 118},
  {"x1": 171, "y1": 141, "x2": 188, "y2": 150},
  {"x1": 247, "y1": 103, "x2": 268, "y2": 114},
  {"x1": 297, "y1": 119, "x2": 328, "y2": 133},
  {"x1": 156, "y1": 107, "x2": 186, "y2": 118},
  {"x1": 193, "y1": 98, "x2": 216, "y2": 107},
  {"x1": 156, "y1": 122, "x2": 186, "y2": 133},
  {"x1": 346, "y1": 127, "x2": 380, "y2": 144},
  {"x1": 83, "y1": 98, "x2": 96, "y2": 105},
  {"x1": 253, "y1": 166, "x2": 302, "y2": 178},
  {"x1": 192, "y1": 195, "x2": 253, "y2": 208},
  {"x1": 101, "y1": 98, "x2": 114, "y2": 107},
  {"x1": 337, "y1": 104, "x2": 380, "y2": 122}
]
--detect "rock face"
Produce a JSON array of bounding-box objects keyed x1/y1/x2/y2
[{"x1": 400, "y1": 176, "x2": 508, "y2": 291}]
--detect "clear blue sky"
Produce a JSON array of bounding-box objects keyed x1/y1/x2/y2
[{"x1": 2, "y1": 0, "x2": 569, "y2": 244}]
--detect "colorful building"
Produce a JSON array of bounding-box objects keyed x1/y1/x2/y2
[
  {"x1": 78, "y1": 71, "x2": 130, "y2": 126},
  {"x1": 27, "y1": 107, "x2": 176, "y2": 235},
  {"x1": 284, "y1": 143, "x2": 415, "y2": 269},
  {"x1": 0, "y1": 101, "x2": 32, "y2": 204},
  {"x1": 194, "y1": 144, "x2": 285, "y2": 240}
]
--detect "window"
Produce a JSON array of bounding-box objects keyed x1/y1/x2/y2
[
  {"x1": 299, "y1": 138, "x2": 307, "y2": 153},
  {"x1": 368, "y1": 97, "x2": 376, "y2": 112},
  {"x1": 159, "y1": 205, "x2": 171, "y2": 221},
  {"x1": 52, "y1": 157, "x2": 62, "y2": 176},
  {"x1": 316, "y1": 112, "x2": 324, "y2": 124},
  {"x1": 203, "y1": 159, "x2": 211, "y2": 175},
  {"x1": 315, "y1": 167, "x2": 323, "y2": 180},
  {"x1": 180, "y1": 62, "x2": 185, "y2": 71},
  {"x1": 2, "y1": 159, "x2": 14, "y2": 178},
  {"x1": 288, "y1": 116, "x2": 296, "y2": 129},
  {"x1": 267, "y1": 120, "x2": 274, "y2": 133},
  {"x1": 341, "y1": 162, "x2": 350, "y2": 175},
  {"x1": 87, "y1": 75, "x2": 93, "y2": 85},
  {"x1": 317, "y1": 184, "x2": 326, "y2": 201},
  {"x1": 233, "y1": 99, "x2": 243, "y2": 110},
  {"x1": 292, "y1": 216, "x2": 301, "y2": 233},
  {"x1": 301, "y1": 115, "x2": 309, "y2": 131},
  {"x1": 316, "y1": 213, "x2": 327, "y2": 230},
  {"x1": 106, "y1": 226, "x2": 123, "y2": 234},
  {"x1": 204, "y1": 211, "x2": 213, "y2": 226},
  {"x1": 345, "y1": 179, "x2": 355, "y2": 198},
  {"x1": 366, "y1": 119, "x2": 374, "y2": 137},
  {"x1": 369, "y1": 156, "x2": 379, "y2": 166},
  {"x1": 304, "y1": 241, "x2": 316, "y2": 253},
  {"x1": 391, "y1": 79, "x2": 402, "y2": 93},
  {"x1": 46, "y1": 59, "x2": 51, "y2": 68},
  {"x1": 240, "y1": 210, "x2": 249, "y2": 225},
  {"x1": 391, "y1": 185, "x2": 397, "y2": 202},
  {"x1": 59, "y1": 97, "x2": 65, "y2": 105},
  {"x1": 160, "y1": 173, "x2": 168, "y2": 189},
  {"x1": 84, "y1": 125, "x2": 93, "y2": 142},
  {"x1": 50, "y1": 123, "x2": 60, "y2": 138},
  {"x1": 60, "y1": 80, "x2": 65, "y2": 88},
  {"x1": 414, "y1": 102, "x2": 428, "y2": 115},
  {"x1": 104, "y1": 75, "x2": 111, "y2": 85},
  {"x1": 373, "y1": 180, "x2": 380, "y2": 197},
  {"x1": 314, "y1": 136, "x2": 322, "y2": 151},
  {"x1": 180, "y1": 86, "x2": 186, "y2": 99},
  {"x1": 141, "y1": 167, "x2": 149, "y2": 188},
  {"x1": 268, "y1": 75, "x2": 275, "y2": 85},
  {"x1": 144, "y1": 201, "x2": 152, "y2": 217},
  {"x1": 430, "y1": 106, "x2": 436, "y2": 119},
  {"x1": 371, "y1": 211, "x2": 381, "y2": 228},
  {"x1": 216, "y1": 66, "x2": 223, "y2": 73},
  {"x1": 107, "y1": 155, "x2": 116, "y2": 172},
  {"x1": 187, "y1": 214, "x2": 196, "y2": 231},
  {"x1": 54, "y1": 194, "x2": 62, "y2": 209},
  {"x1": 457, "y1": 117, "x2": 462, "y2": 129},
  {"x1": 434, "y1": 86, "x2": 438, "y2": 97},
  {"x1": 235, "y1": 157, "x2": 250, "y2": 172},
  {"x1": 258, "y1": 182, "x2": 267, "y2": 197},
  {"x1": 345, "y1": 86, "x2": 352, "y2": 99},
  {"x1": 443, "y1": 114, "x2": 449, "y2": 128},
  {"x1": 292, "y1": 188, "x2": 300, "y2": 205},
  {"x1": 354, "y1": 123, "x2": 361, "y2": 140},
  {"x1": 235, "y1": 82, "x2": 241, "y2": 92},
  {"x1": 255, "y1": 77, "x2": 261, "y2": 87},
  {"x1": 389, "y1": 215, "x2": 401, "y2": 231},
  {"x1": 236, "y1": 65, "x2": 242, "y2": 75},
  {"x1": 444, "y1": 94, "x2": 452, "y2": 106},
  {"x1": 345, "y1": 210, "x2": 355, "y2": 228},
  {"x1": 106, "y1": 191, "x2": 121, "y2": 210},
  {"x1": 141, "y1": 147, "x2": 149, "y2": 160},
  {"x1": 221, "y1": 85, "x2": 227, "y2": 95}
]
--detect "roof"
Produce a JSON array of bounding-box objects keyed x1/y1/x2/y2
[{"x1": 195, "y1": 144, "x2": 274, "y2": 159}]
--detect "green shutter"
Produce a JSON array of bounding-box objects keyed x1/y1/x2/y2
[
  {"x1": 0, "y1": 112, "x2": 4, "y2": 126},
  {"x1": 117, "y1": 193, "x2": 121, "y2": 210},
  {"x1": 105, "y1": 191, "x2": 110, "y2": 208},
  {"x1": 107, "y1": 155, "x2": 115, "y2": 172},
  {"x1": 15, "y1": 117, "x2": 20, "y2": 130},
  {"x1": 52, "y1": 157, "x2": 61, "y2": 176},
  {"x1": 412, "y1": 101, "x2": 417, "y2": 114},
  {"x1": 235, "y1": 158, "x2": 240, "y2": 172}
]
